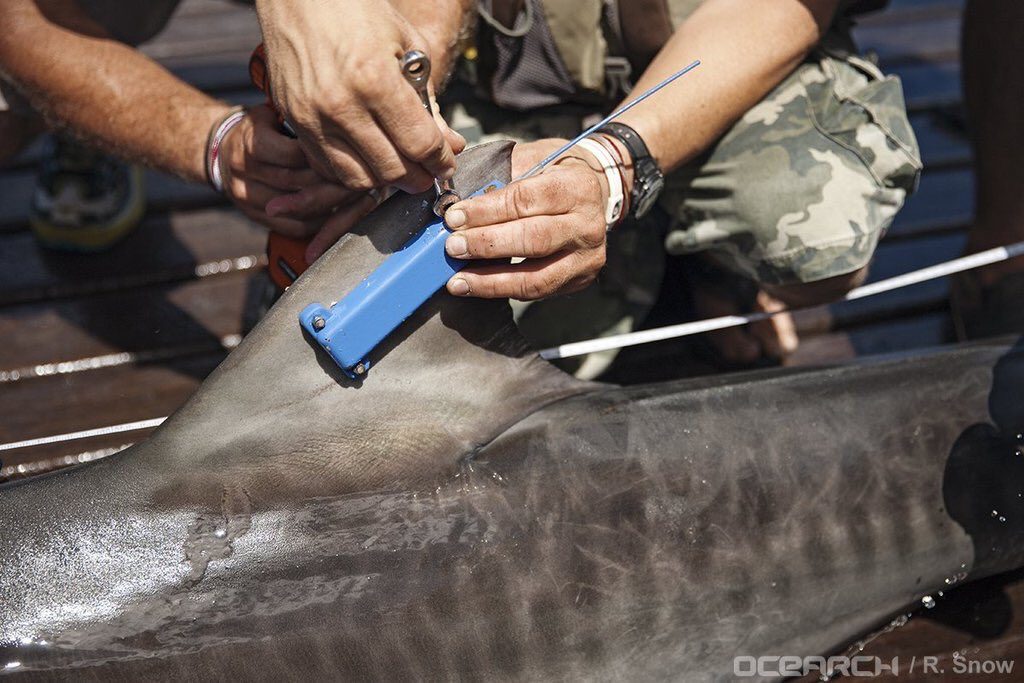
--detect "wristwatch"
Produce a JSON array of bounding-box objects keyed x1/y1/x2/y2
[{"x1": 598, "y1": 122, "x2": 664, "y2": 219}]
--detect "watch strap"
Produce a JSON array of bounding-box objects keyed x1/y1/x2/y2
[{"x1": 597, "y1": 121, "x2": 664, "y2": 219}]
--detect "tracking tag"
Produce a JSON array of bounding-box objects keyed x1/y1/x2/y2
[{"x1": 299, "y1": 181, "x2": 504, "y2": 379}]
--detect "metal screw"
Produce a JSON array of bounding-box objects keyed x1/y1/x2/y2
[
  {"x1": 353, "y1": 363, "x2": 367, "y2": 376},
  {"x1": 312, "y1": 316, "x2": 326, "y2": 331}
]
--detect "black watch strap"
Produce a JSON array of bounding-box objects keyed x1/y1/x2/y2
[
  {"x1": 600, "y1": 122, "x2": 651, "y2": 167},
  {"x1": 597, "y1": 122, "x2": 664, "y2": 219}
]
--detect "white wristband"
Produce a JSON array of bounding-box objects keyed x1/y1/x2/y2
[
  {"x1": 575, "y1": 137, "x2": 625, "y2": 230},
  {"x1": 206, "y1": 107, "x2": 247, "y2": 194}
]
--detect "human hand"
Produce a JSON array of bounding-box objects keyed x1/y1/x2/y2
[
  {"x1": 443, "y1": 138, "x2": 612, "y2": 300},
  {"x1": 218, "y1": 105, "x2": 355, "y2": 233},
  {"x1": 698, "y1": 286, "x2": 800, "y2": 364},
  {"x1": 254, "y1": 0, "x2": 465, "y2": 194}
]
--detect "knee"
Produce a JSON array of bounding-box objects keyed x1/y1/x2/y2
[{"x1": 726, "y1": 145, "x2": 906, "y2": 286}]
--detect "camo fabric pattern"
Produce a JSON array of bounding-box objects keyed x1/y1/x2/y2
[
  {"x1": 662, "y1": 46, "x2": 922, "y2": 284},
  {"x1": 450, "y1": 21, "x2": 920, "y2": 377}
]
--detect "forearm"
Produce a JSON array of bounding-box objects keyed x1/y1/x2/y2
[
  {"x1": 0, "y1": 0, "x2": 227, "y2": 182},
  {"x1": 617, "y1": 0, "x2": 840, "y2": 174}
]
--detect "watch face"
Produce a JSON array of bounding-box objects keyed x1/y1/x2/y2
[{"x1": 635, "y1": 175, "x2": 664, "y2": 219}]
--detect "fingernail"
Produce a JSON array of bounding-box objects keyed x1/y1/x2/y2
[
  {"x1": 446, "y1": 234, "x2": 468, "y2": 258},
  {"x1": 452, "y1": 130, "x2": 467, "y2": 147},
  {"x1": 449, "y1": 277, "x2": 470, "y2": 296},
  {"x1": 445, "y1": 208, "x2": 466, "y2": 228}
]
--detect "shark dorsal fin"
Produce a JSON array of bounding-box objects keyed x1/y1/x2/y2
[{"x1": 133, "y1": 141, "x2": 591, "y2": 503}]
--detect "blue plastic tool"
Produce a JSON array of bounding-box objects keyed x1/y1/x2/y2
[{"x1": 299, "y1": 181, "x2": 504, "y2": 379}]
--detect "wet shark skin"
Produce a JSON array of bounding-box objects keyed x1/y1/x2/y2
[
  {"x1": 4, "y1": 343, "x2": 1024, "y2": 681},
  {"x1": 1, "y1": 139, "x2": 1024, "y2": 679}
]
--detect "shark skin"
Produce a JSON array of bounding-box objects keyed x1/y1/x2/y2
[{"x1": 2, "y1": 141, "x2": 1024, "y2": 681}]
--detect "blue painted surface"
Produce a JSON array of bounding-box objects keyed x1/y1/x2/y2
[{"x1": 300, "y1": 181, "x2": 505, "y2": 378}]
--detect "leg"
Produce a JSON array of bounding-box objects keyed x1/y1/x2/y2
[
  {"x1": 661, "y1": 44, "x2": 920, "y2": 361},
  {"x1": 962, "y1": 0, "x2": 1024, "y2": 282},
  {"x1": 950, "y1": 0, "x2": 1024, "y2": 339}
]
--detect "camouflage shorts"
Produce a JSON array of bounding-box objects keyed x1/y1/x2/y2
[{"x1": 446, "y1": 34, "x2": 921, "y2": 377}]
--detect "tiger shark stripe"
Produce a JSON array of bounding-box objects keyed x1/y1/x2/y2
[{"x1": 1, "y1": 142, "x2": 1023, "y2": 681}]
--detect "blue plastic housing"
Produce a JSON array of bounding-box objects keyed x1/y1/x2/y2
[{"x1": 299, "y1": 181, "x2": 504, "y2": 379}]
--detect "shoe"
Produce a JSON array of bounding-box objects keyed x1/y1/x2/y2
[
  {"x1": 29, "y1": 135, "x2": 145, "y2": 251},
  {"x1": 951, "y1": 268, "x2": 1024, "y2": 341}
]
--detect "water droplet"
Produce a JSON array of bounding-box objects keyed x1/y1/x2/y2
[
  {"x1": 992, "y1": 509, "x2": 1000, "y2": 518},
  {"x1": 213, "y1": 528, "x2": 227, "y2": 538},
  {"x1": 4, "y1": 662, "x2": 21, "y2": 670},
  {"x1": 937, "y1": 591, "x2": 944, "y2": 597},
  {"x1": 921, "y1": 595, "x2": 936, "y2": 609},
  {"x1": 999, "y1": 516, "x2": 1007, "y2": 523}
]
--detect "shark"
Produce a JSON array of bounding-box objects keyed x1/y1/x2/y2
[{"x1": 2, "y1": 141, "x2": 1023, "y2": 681}]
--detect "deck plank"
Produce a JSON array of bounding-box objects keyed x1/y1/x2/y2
[
  {"x1": 0, "y1": 272, "x2": 259, "y2": 373},
  {"x1": 0, "y1": 353, "x2": 223, "y2": 446},
  {"x1": 0, "y1": 208, "x2": 267, "y2": 306}
]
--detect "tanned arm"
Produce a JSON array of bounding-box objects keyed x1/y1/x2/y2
[
  {"x1": 441, "y1": 0, "x2": 844, "y2": 301},
  {"x1": 615, "y1": 0, "x2": 841, "y2": 181},
  {"x1": 0, "y1": 0, "x2": 225, "y2": 182}
]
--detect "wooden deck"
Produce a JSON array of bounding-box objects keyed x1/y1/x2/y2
[{"x1": 1, "y1": 0, "x2": 1019, "y2": 675}]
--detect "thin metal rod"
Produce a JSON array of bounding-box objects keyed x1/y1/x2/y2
[
  {"x1": 540, "y1": 240, "x2": 1024, "y2": 361},
  {"x1": 0, "y1": 417, "x2": 166, "y2": 453},
  {"x1": 5, "y1": 239, "x2": 1021, "y2": 453},
  {"x1": 514, "y1": 60, "x2": 702, "y2": 182}
]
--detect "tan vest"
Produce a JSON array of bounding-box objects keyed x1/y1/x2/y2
[{"x1": 476, "y1": 0, "x2": 887, "y2": 109}]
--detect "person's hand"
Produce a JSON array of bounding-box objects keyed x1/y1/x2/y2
[
  {"x1": 697, "y1": 285, "x2": 800, "y2": 364},
  {"x1": 254, "y1": 0, "x2": 465, "y2": 194},
  {"x1": 443, "y1": 138, "x2": 611, "y2": 300},
  {"x1": 218, "y1": 105, "x2": 379, "y2": 263}
]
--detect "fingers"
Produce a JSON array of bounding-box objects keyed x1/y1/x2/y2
[
  {"x1": 442, "y1": 119, "x2": 467, "y2": 156},
  {"x1": 750, "y1": 291, "x2": 799, "y2": 360},
  {"x1": 445, "y1": 216, "x2": 577, "y2": 260},
  {"x1": 266, "y1": 182, "x2": 361, "y2": 220},
  {"x1": 367, "y1": 79, "x2": 456, "y2": 183},
  {"x1": 247, "y1": 164, "x2": 321, "y2": 193},
  {"x1": 315, "y1": 125, "x2": 380, "y2": 191},
  {"x1": 246, "y1": 106, "x2": 309, "y2": 168},
  {"x1": 345, "y1": 108, "x2": 437, "y2": 193},
  {"x1": 305, "y1": 194, "x2": 379, "y2": 263},
  {"x1": 446, "y1": 249, "x2": 604, "y2": 301},
  {"x1": 444, "y1": 173, "x2": 582, "y2": 232},
  {"x1": 236, "y1": 203, "x2": 319, "y2": 239}
]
